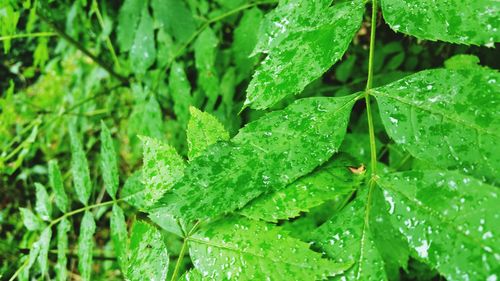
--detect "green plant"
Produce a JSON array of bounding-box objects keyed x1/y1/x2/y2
[{"x1": 2, "y1": 0, "x2": 499, "y2": 280}]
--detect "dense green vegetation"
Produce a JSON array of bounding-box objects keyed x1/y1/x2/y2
[{"x1": 1, "y1": 0, "x2": 499, "y2": 280}]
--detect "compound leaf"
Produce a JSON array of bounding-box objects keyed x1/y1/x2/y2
[
  {"x1": 189, "y1": 216, "x2": 352, "y2": 280},
  {"x1": 312, "y1": 189, "x2": 388, "y2": 280},
  {"x1": 245, "y1": 0, "x2": 364, "y2": 109},
  {"x1": 372, "y1": 68, "x2": 500, "y2": 183},
  {"x1": 187, "y1": 106, "x2": 229, "y2": 160},
  {"x1": 241, "y1": 154, "x2": 364, "y2": 222},
  {"x1": 34, "y1": 182, "x2": 51, "y2": 221},
  {"x1": 100, "y1": 121, "x2": 119, "y2": 199},
  {"x1": 126, "y1": 221, "x2": 169, "y2": 281},
  {"x1": 154, "y1": 95, "x2": 357, "y2": 222},
  {"x1": 380, "y1": 0, "x2": 500, "y2": 46},
  {"x1": 48, "y1": 160, "x2": 69, "y2": 213},
  {"x1": 69, "y1": 122, "x2": 92, "y2": 206},
  {"x1": 377, "y1": 170, "x2": 500, "y2": 280},
  {"x1": 78, "y1": 211, "x2": 96, "y2": 281}
]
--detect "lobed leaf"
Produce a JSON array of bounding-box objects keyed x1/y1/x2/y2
[
  {"x1": 380, "y1": 0, "x2": 500, "y2": 46},
  {"x1": 372, "y1": 68, "x2": 500, "y2": 183},
  {"x1": 245, "y1": 0, "x2": 364, "y2": 109},
  {"x1": 100, "y1": 121, "x2": 119, "y2": 199},
  {"x1": 189, "y1": 216, "x2": 352, "y2": 280},
  {"x1": 187, "y1": 106, "x2": 230, "y2": 160},
  {"x1": 78, "y1": 211, "x2": 96, "y2": 281},
  {"x1": 377, "y1": 170, "x2": 500, "y2": 280},
  {"x1": 34, "y1": 182, "x2": 51, "y2": 221},
  {"x1": 154, "y1": 95, "x2": 357, "y2": 222},
  {"x1": 69, "y1": 121, "x2": 92, "y2": 206},
  {"x1": 48, "y1": 160, "x2": 69, "y2": 213}
]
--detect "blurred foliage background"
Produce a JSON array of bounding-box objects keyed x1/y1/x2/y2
[{"x1": 0, "y1": 0, "x2": 498, "y2": 280}]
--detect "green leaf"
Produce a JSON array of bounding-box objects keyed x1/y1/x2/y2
[
  {"x1": 232, "y1": 8, "x2": 264, "y2": 82},
  {"x1": 240, "y1": 154, "x2": 364, "y2": 222},
  {"x1": 444, "y1": 54, "x2": 481, "y2": 70},
  {"x1": 48, "y1": 160, "x2": 69, "y2": 213},
  {"x1": 78, "y1": 211, "x2": 96, "y2": 281},
  {"x1": 377, "y1": 170, "x2": 500, "y2": 280},
  {"x1": 155, "y1": 95, "x2": 356, "y2": 222},
  {"x1": 121, "y1": 172, "x2": 148, "y2": 210},
  {"x1": 37, "y1": 227, "x2": 52, "y2": 277},
  {"x1": 372, "y1": 68, "x2": 500, "y2": 183},
  {"x1": 245, "y1": 0, "x2": 364, "y2": 109},
  {"x1": 312, "y1": 189, "x2": 388, "y2": 280},
  {"x1": 187, "y1": 106, "x2": 229, "y2": 160},
  {"x1": 141, "y1": 136, "x2": 185, "y2": 205},
  {"x1": 56, "y1": 218, "x2": 70, "y2": 281},
  {"x1": 128, "y1": 92, "x2": 165, "y2": 144},
  {"x1": 125, "y1": 221, "x2": 169, "y2": 281},
  {"x1": 380, "y1": 0, "x2": 500, "y2": 46},
  {"x1": 169, "y1": 62, "x2": 192, "y2": 125},
  {"x1": 194, "y1": 27, "x2": 219, "y2": 106},
  {"x1": 22, "y1": 233, "x2": 42, "y2": 278},
  {"x1": 189, "y1": 216, "x2": 351, "y2": 280},
  {"x1": 34, "y1": 182, "x2": 51, "y2": 221},
  {"x1": 69, "y1": 121, "x2": 92, "y2": 206},
  {"x1": 100, "y1": 121, "x2": 119, "y2": 199},
  {"x1": 111, "y1": 204, "x2": 128, "y2": 271},
  {"x1": 151, "y1": 0, "x2": 197, "y2": 43},
  {"x1": 130, "y1": 7, "x2": 156, "y2": 75},
  {"x1": 20, "y1": 207, "x2": 44, "y2": 231},
  {"x1": 178, "y1": 269, "x2": 204, "y2": 281},
  {"x1": 117, "y1": 0, "x2": 146, "y2": 51}
]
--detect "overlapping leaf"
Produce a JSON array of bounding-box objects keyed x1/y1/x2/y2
[
  {"x1": 187, "y1": 107, "x2": 229, "y2": 160},
  {"x1": 377, "y1": 171, "x2": 500, "y2": 280},
  {"x1": 372, "y1": 68, "x2": 500, "y2": 183},
  {"x1": 154, "y1": 95, "x2": 357, "y2": 222},
  {"x1": 381, "y1": 0, "x2": 500, "y2": 46},
  {"x1": 34, "y1": 183, "x2": 51, "y2": 221},
  {"x1": 189, "y1": 216, "x2": 351, "y2": 280},
  {"x1": 245, "y1": 0, "x2": 364, "y2": 109}
]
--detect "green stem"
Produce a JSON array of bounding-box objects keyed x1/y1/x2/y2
[
  {"x1": 92, "y1": 0, "x2": 121, "y2": 70},
  {"x1": 48, "y1": 199, "x2": 121, "y2": 228},
  {"x1": 0, "y1": 32, "x2": 56, "y2": 41},
  {"x1": 170, "y1": 238, "x2": 188, "y2": 281},
  {"x1": 8, "y1": 258, "x2": 29, "y2": 281},
  {"x1": 364, "y1": 0, "x2": 378, "y2": 179}
]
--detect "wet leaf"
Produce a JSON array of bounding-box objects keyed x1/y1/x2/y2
[
  {"x1": 245, "y1": 0, "x2": 364, "y2": 109},
  {"x1": 189, "y1": 216, "x2": 352, "y2": 280},
  {"x1": 372, "y1": 68, "x2": 500, "y2": 183},
  {"x1": 69, "y1": 121, "x2": 92, "y2": 206},
  {"x1": 130, "y1": 6, "x2": 156, "y2": 75},
  {"x1": 169, "y1": 62, "x2": 192, "y2": 125},
  {"x1": 241, "y1": 154, "x2": 364, "y2": 223},
  {"x1": 20, "y1": 207, "x2": 44, "y2": 231},
  {"x1": 100, "y1": 121, "x2": 119, "y2": 199},
  {"x1": 187, "y1": 106, "x2": 229, "y2": 160},
  {"x1": 34, "y1": 182, "x2": 51, "y2": 221},
  {"x1": 154, "y1": 95, "x2": 357, "y2": 222},
  {"x1": 111, "y1": 204, "x2": 128, "y2": 272},
  {"x1": 48, "y1": 160, "x2": 69, "y2": 213},
  {"x1": 117, "y1": 0, "x2": 146, "y2": 51},
  {"x1": 377, "y1": 170, "x2": 500, "y2": 280},
  {"x1": 37, "y1": 227, "x2": 52, "y2": 277},
  {"x1": 56, "y1": 218, "x2": 70, "y2": 281},
  {"x1": 125, "y1": 221, "x2": 169, "y2": 281},
  {"x1": 312, "y1": 189, "x2": 388, "y2": 280},
  {"x1": 151, "y1": 0, "x2": 197, "y2": 43},
  {"x1": 194, "y1": 27, "x2": 219, "y2": 107},
  {"x1": 78, "y1": 211, "x2": 96, "y2": 281},
  {"x1": 381, "y1": 0, "x2": 500, "y2": 46}
]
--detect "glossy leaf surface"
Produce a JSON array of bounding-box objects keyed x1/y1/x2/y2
[
  {"x1": 130, "y1": 7, "x2": 156, "y2": 75},
  {"x1": 189, "y1": 216, "x2": 351, "y2": 280},
  {"x1": 155, "y1": 95, "x2": 356, "y2": 222},
  {"x1": 381, "y1": 0, "x2": 500, "y2": 46},
  {"x1": 187, "y1": 106, "x2": 229, "y2": 160},
  {"x1": 245, "y1": 0, "x2": 364, "y2": 109},
  {"x1": 377, "y1": 171, "x2": 500, "y2": 280},
  {"x1": 373, "y1": 68, "x2": 500, "y2": 183}
]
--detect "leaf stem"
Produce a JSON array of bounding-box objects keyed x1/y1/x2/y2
[
  {"x1": 364, "y1": 0, "x2": 378, "y2": 179},
  {"x1": 170, "y1": 238, "x2": 188, "y2": 281},
  {"x1": 91, "y1": 0, "x2": 121, "y2": 70},
  {"x1": 0, "y1": 32, "x2": 57, "y2": 41},
  {"x1": 48, "y1": 199, "x2": 121, "y2": 228}
]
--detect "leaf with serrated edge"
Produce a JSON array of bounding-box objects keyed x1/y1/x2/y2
[
  {"x1": 187, "y1": 106, "x2": 229, "y2": 160},
  {"x1": 49, "y1": 160, "x2": 69, "y2": 213},
  {"x1": 154, "y1": 95, "x2": 357, "y2": 222},
  {"x1": 372, "y1": 68, "x2": 500, "y2": 183},
  {"x1": 377, "y1": 170, "x2": 500, "y2": 280},
  {"x1": 130, "y1": 7, "x2": 156, "y2": 75},
  {"x1": 111, "y1": 204, "x2": 128, "y2": 272},
  {"x1": 78, "y1": 211, "x2": 96, "y2": 281},
  {"x1": 189, "y1": 216, "x2": 352, "y2": 280},
  {"x1": 37, "y1": 227, "x2": 52, "y2": 277},
  {"x1": 56, "y1": 218, "x2": 70, "y2": 281},
  {"x1": 245, "y1": 0, "x2": 364, "y2": 109},
  {"x1": 241, "y1": 154, "x2": 364, "y2": 222},
  {"x1": 312, "y1": 188, "x2": 387, "y2": 280},
  {"x1": 100, "y1": 121, "x2": 119, "y2": 199},
  {"x1": 35, "y1": 182, "x2": 51, "y2": 221},
  {"x1": 20, "y1": 207, "x2": 44, "y2": 231},
  {"x1": 125, "y1": 221, "x2": 169, "y2": 281},
  {"x1": 380, "y1": 0, "x2": 500, "y2": 46},
  {"x1": 69, "y1": 121, "x2": 92, "y2": 205}
]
